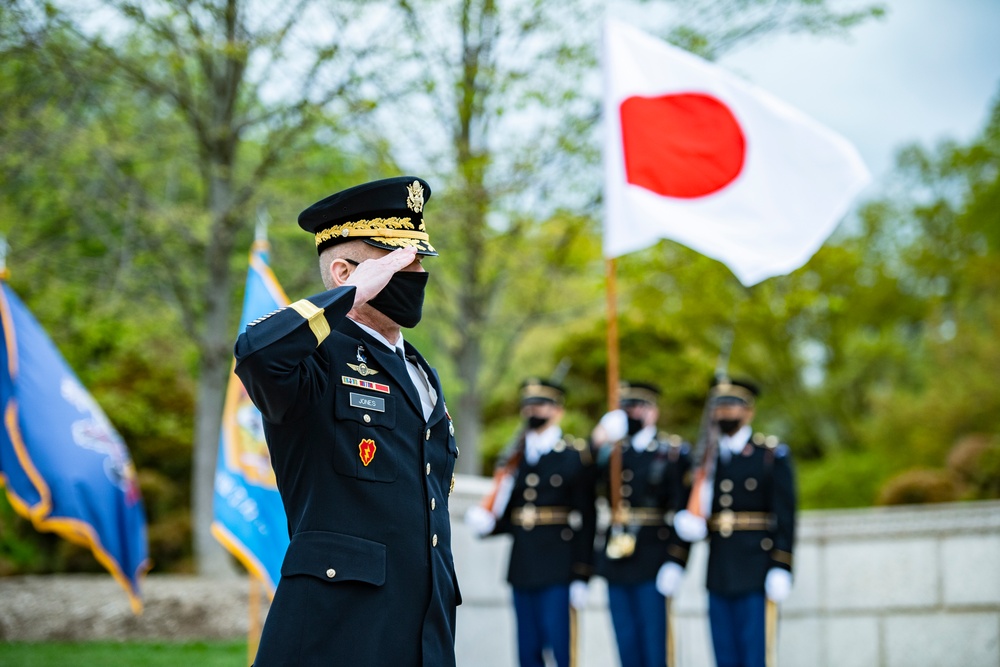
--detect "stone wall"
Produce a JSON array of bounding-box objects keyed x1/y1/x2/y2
[
  {"x1": 2, "y1": 475, "x2": 998, "y2": 667},
  {"x1": 451, "y1": 475, "x2": 1000, "y2": 667}
]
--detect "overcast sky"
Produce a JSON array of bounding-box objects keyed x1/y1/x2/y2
[{"x1": 716, "y1": 0, "x2": 1000, "y2": 186}]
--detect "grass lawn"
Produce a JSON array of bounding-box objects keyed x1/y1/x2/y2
[{"x1": 0, "y1": 640, "x2": 249, "y2": 666}]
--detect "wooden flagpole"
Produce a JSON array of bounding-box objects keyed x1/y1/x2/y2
[
  {"x1": 605, "y1": 258, "x2": 620, "y2": 411},
  {"x1": 247, "y1": 575, "x2": 261, "y2": 665},
  {"x1": 765, "y1": 598, "x2": 779, "y2": 667}
]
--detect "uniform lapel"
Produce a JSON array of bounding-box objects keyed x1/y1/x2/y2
[
  {"x1": 336, "y1": 319, "x2": 424, "y2": 418},
  {"x1": 405, "y1": 342, "x2": 446, "y2": 427}
]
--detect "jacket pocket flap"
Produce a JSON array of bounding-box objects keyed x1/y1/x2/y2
[{"x1": 281, "y1": 531, "x2": 386, "y2": 586}]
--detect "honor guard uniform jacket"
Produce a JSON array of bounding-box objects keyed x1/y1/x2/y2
[
  {"x1": 235, "y1": 285, "x2": 460, "y2": 667},
  {"x1": 598, "y1": 432, "x2": 693, "y2": 585},
  {"x1": 706, "y1": 432, "x2": 796, "y2": 596},
  {"x1": 490, "y1": 433, "x2": 598, "y2": 588}
]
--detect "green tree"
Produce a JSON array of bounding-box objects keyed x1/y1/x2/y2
[
  {"x1": 3, "y1": 0, "x2": 397, "y2": 574},
  {"x1": 0, "y1": 4, "x2": 204, "y2": 572},
  {"x1": 731, "y1": 88, "x2": 1000, "y2": 508},
  {"x1": 856, "y1": 90, "x2": 1000, "y2": 498},
  {"x1": 384, "y1": 0, "x2": 885, "y2": 474}
]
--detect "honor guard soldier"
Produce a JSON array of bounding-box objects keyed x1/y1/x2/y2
[
  {"x1": 674, "y1": 378, "x2": 796, "y2": 667},
  {"x1": 591, "y1": 381, "x2": 693, "y2": 667},
  {"x1": 235, "y1": 177, "x2": 460, "y2": 667},
  {"x1": 465, "y1": 379, "x2": 597, "y2": 667}
]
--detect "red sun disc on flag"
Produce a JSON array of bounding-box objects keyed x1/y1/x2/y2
[{"x1": 619, "y1": 93, "x2": 746, "y2": 199}]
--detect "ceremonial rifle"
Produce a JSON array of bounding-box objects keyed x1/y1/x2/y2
[
  {"x1": 479, "y1": 358, "x2": 572, "y2": 514},
  {"x1": 685, "y1": 331, "x2": 734, "y2": 517}
]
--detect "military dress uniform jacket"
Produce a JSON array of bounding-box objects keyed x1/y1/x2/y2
[
  {"x1": 234, "y1": 285, "x2": 460, "y2": 667},
  {"x1": 490, "y1": 435, "x2": 598, "y2": 589},
  {"x1": 597, "y1": 435, "x2": 693, "y2": 586},
  {"x1": 706, "y1": 436, "x2": 795, "y2": 597}
]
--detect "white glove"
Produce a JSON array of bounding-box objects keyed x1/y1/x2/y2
[
  {"x1": 655, "y1": 561, "x2": 685, "y2": 597},
  {"x1": 673, "y1": 509, "x2": 708, "y2": 542},
  {"x1": 464, "y1": 505, "x2": 496, "y2": 537},
  {"x1": 596, "y1": 409, "x2": 628, "y2": 443},
  {"x1": 569, "y1": 580, "x2": 589, "y2": 610},
  {"x1": 765, "y1": 568, "x2": 792, "y2": 602}
]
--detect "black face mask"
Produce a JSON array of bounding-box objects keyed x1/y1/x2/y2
[
  {"x1": 525, "y1": 416, "x2": 549, "y2": 431},
  {"x1": 359, "y1": 267, "x2": 428, "y2": 329},
  {"x1": 716, "y1": 418, "x2": 742, "y2": 436},
  {"x1": 627, "y1": 417, "x2": 644, "y2": 436}
]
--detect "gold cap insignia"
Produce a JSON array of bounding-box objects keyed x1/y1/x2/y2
[{"x1": 406, "y1": 180, "x2": 424, "y2": 213}]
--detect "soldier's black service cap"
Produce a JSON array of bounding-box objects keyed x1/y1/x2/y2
[
  {"x1": 520, "y1": 378, "x2": 566, "y2": 407},
  {"x1": 710, "y1": 376, "x2": 759, "y2": 407},
  {"x1": 619, "y1": 381, "x2": 660, "y2": 407},
  {"x1": 298, "y1": 176, "x2": 437, "y2": 256}
]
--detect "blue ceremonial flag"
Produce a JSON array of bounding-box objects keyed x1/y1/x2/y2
[
  {"x1": 0, "y1": 279, "x2": 149, "y2": 613},
  {"x1": 212, "y1": 239, "x2": 290, "y2": 596}
]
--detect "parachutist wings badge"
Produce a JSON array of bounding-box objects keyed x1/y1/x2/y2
[{"x1": 347, "y1": 363, "x2": 379, "y2": 377}]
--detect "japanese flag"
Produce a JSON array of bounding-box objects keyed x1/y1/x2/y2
[{"x1": 603, "y1": 19, "x2": 871, "y2": 286}]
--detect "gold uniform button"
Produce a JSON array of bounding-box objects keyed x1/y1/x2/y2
[
  {"x1": 550, "y1": 474, "x2": 563, "y2": 487},
  {"x1": 432, "y1": 534, "x2": 438, "y2": 547},
  {"x1": 449, "y1": 423, "x2": 455, "y2": 436},
  {"x1": 745, "y1": 478, "x2": 758, "y2": 491},
  {"x1": 761, "y1": 538, "x2": 774, "y2": 551},
  {"x1": 426, "y1": 463, "x2": 431, "y2": 475},
  {"x1": 326, "y1": 568, "x2": 336, "y2": 578},
  {"x1": 363, "y1": 414, "x2": 371, "y2": 423},
  {"x1": 720, "y1": 479, "x2": 734, "y2": 493},
  {"x1": 621, "y1": 469, "x2": 634, "y2": 482},
  {"x1": 523, "y1": 488, "x2": 538, "y2": 502},
  {"x1": 621, "y1": 484, "x2": 632, "y2": 498},
  {"x1": 425, "y1": 429, "x2": 432, "y2": 440},
  {"x1": 720, "y1": 494, "x2": 733, "y2": 507},
  {"x1": 526, "y1": 473, "x2": 540, "y2": 487},
  {"x1": 430, "y1": 498, "x2": 436, "y2": 510}
]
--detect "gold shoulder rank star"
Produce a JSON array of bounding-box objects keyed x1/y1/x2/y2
[{"x1": 347, "y1": 362, "x2": 379, "y2": 377}]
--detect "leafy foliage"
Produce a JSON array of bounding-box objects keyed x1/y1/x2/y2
[{"x1": 1, "y1": 0, "x2": 995, "y2": 579}]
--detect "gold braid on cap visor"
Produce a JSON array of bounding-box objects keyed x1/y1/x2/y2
[
  {"x1": 620, "y1": 387, "x2": 659, "y2": 405},
  {"x1": 710, "y1": 383, "x2": 756, "y2": 407},
  {"x1": 521, "y1": 384, "x2": 564, "y2": 404},
  {"x1": 314, "y1": 216, "x2": 432, "y2": 249}
]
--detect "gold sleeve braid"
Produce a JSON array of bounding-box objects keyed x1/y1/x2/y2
[{"x1": 289, "y1": 299, "x2": 330, "y2": 346}]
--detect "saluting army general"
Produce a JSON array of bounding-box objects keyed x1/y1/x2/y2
[
  {"x1": 591, "y1": 381, "x2": 693, "y2": 667},
  {"x1": 674, "y1": 378, "x2": 796, "y2": 667},
  {"x1": 235, "y1": 177, "x2": 460, "y2": 666},
  {"x1": 465, "y1": 379, "x2": 597, "y2": 667}
]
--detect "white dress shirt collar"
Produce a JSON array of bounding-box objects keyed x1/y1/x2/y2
[
  {"x1": 350, "y1": 319, "x2": 435, "y2": 420},
  {"x1": 719, "y1": 424, "x2": 753, "y2": 456},
  {"x1": 525, "y1": 425, "x2": 563, "y2": 466},
  {"x1": 351, "y1": 318, "x2": 401, "y2": 353}
]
